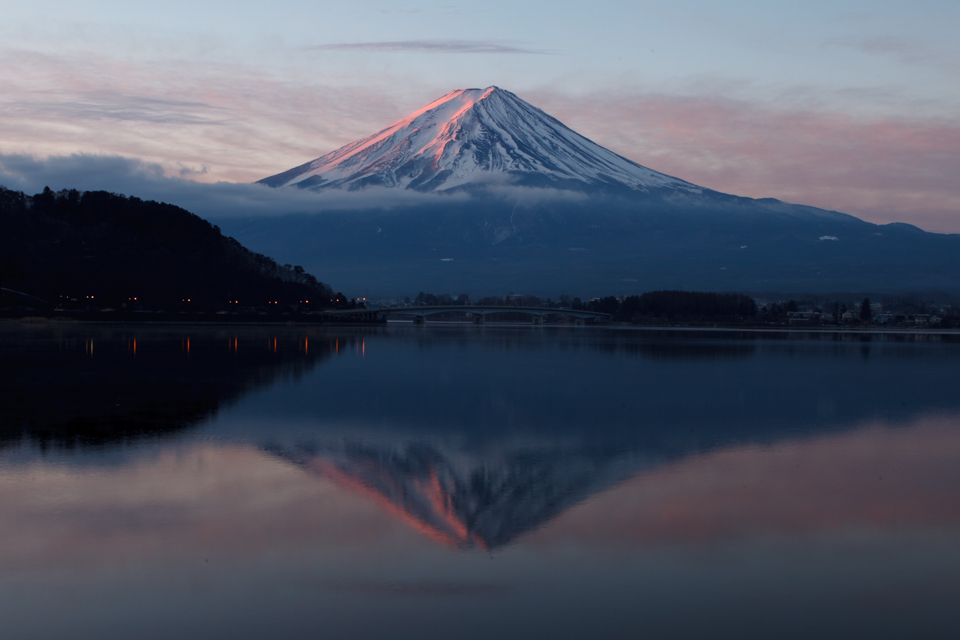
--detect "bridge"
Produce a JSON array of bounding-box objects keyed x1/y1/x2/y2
[{"x1": 325, "y1": 305, "x2": 610, "y2": 324}]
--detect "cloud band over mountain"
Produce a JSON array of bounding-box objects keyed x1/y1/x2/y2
[{"x1": 0, "y1": 152, "x2": 472, "y2": 219}]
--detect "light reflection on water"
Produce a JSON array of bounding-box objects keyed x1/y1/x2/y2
[{"x1": 1, "y1": 325, "x2": 959, "y2": 639}]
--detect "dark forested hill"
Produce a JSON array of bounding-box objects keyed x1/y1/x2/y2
[{"x1": 0, "y1": 187, "x2": 341, "y2": 311}]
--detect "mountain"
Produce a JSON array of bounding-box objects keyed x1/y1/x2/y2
[
  {"x1": 233, "y1": 87, "x2": 960, "y2": 297},
  {"x1": 0, "y1": 187, "x2": 339, "y2": 311},
  {"x1": 259, "y1": 86, "x2": 697, "y2": 194},
  {"x1": 270, "y1": 439, "x2": 653, "y2": 550}
]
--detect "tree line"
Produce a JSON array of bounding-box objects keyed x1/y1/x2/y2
[
  {"x1": 0, "y1": 186, "x2": 348, "y2": 312},
  {"x1": 583, "y1": 291, "x2": 757, "y2": 321},
  {"x1": 407, "y1": 290, "x2": 758, "y2": 322}
]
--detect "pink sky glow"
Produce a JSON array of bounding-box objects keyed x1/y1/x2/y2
[
  {"x1": 2, "y1": 53, "x2": 956, "y2": 231},
  {"x1": 2, "y1": 0, "x2": 959, "y2": 231}
]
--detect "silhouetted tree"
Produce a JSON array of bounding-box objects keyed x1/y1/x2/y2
[
  {"x1": 588, "y1": 296, "x2": 620, "y2": 315},
  {"x1": 635, "y1": 290, "x2": 757, "y2": 320},
  {"x1": 617, "y1": 295, "x2": 642, "y2": 320}
]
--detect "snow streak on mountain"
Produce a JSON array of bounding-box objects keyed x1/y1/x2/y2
[{"x1": 259, "y1": 87, "x2": 698, "y2": 193}]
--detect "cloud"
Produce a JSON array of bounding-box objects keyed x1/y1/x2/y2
[
  {"x1": 2, "y1": 45, "x2": 959, "y2": 232},
  {"x1": 0, "y1": 152, "x2": 469, "y2": 219},
  {"x1": 4, "y1": 93, "x2": 226, "y2": 125},
  {"x1": 308, "y1": 40, "x2": 555, "y2": 55},
  {"x1": 529, "y1": 90, "x2": 960, "y2": 232},
  {"x1": 0, "y1": 48, "x2": 425, "y2": 184},
  {"x1": 825, "y1": 36, "x2": 936, "y2": 66},
  {"x1": 0, "y1": 152, "x2": 608, "y2": 221}
]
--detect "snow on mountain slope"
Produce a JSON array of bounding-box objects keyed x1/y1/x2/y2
[{"x1": 259, "y1": 86, "x2": 699, "y2": 193}]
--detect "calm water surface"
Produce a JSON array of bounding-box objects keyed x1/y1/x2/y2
[{"x1": 2, "y1": 324, "x2": 959, "y2": 639}]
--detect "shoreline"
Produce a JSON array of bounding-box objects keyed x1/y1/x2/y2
[{"x1": 4, "y1": 316, "x2": 960, "y2": 337}]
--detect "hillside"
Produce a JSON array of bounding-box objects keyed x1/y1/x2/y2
[
  {"x1": 220, "y1": 193, "x2": 960, "y2": 298},
  {"x1": 0, "y1": 187, "x2": 340, "y2": 311},
  {"x1": 247, "y1": 87, "x2": 960, "y2": 297}
]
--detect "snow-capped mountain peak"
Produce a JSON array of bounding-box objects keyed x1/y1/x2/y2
[{"x1": 259, "y1": 86, "x2": 696, "y2": 193}]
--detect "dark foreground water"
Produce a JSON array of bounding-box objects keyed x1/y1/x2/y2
[{"x1": 2, "y1": 323, "x2": 960, "y2": 639}]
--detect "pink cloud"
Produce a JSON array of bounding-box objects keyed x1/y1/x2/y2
[
  {"x1": 3, "y1": 47, "x2": 959, "y2": 231},
  {"x1": 0, "y1": 49, "x2": 426, "y2": 185},
  {"x1": 530, "y1": 90, "x2": 960, "y2": 232}
]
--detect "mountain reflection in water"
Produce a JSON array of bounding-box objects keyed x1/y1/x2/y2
[
  {"x1": 4, "y1": 326, "x2": 960, "y2": 552},
  {"x1": 270, "y1": 439, "x2": 653, "y2": 549},
  {"x1": 2, "y1": 326, "x2": 960, "y2": 639},
  {"x1": 247, "y1": 329, "x2": 960, "y2": 550}
]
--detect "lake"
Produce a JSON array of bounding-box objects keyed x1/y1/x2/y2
[{"x1": 2, "y1": 323, "x2": 959, "y2": 639}]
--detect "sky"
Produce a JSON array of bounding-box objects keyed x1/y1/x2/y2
[{"x1": 1, "y1": 0, "x2": 959, "y2": 231}]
